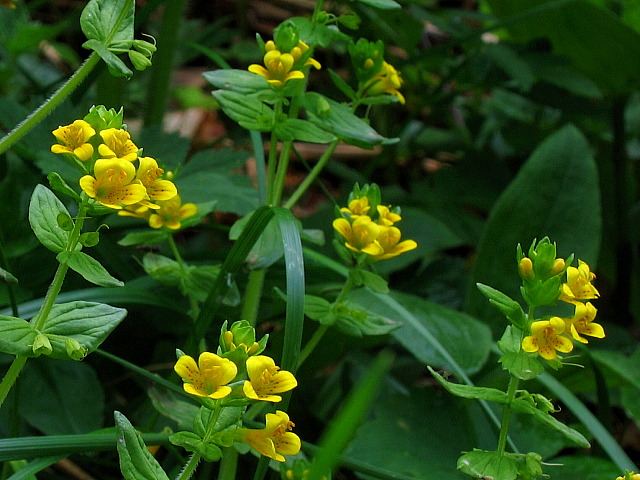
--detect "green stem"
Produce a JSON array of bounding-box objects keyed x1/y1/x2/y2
[
  {"x1": 0, "y1": 356, "x2": 28, "y2": 408},
  {"x1": 217, "y1": 447, "x2": 238, "y2": 480},
  {"x1": 283, "y1": 140, "x2": 338, "y2": 209},
  {"x1": 271, "y1": 141, "x2": 293, "y2": 206},
  {"x1": 176, "y1": 453, "x2": 202, "y2": 480},
  {"x1": 297, "y1": 325, "x2": 328, "y2": 369},
  {"x1": 143, "y1": 0, "x2": 188, "y2": 126},
  {"x1": 167, "y1": 234, "x2": 200, "y2": 318},
  {"x1": 497, "y1": 375, "x2": 519, "y2": 455},
  {"x1": 0, "y1": 53, "x2": 101, "y2": 156},
  {"x1": 241, "y1": 269, "x2": 267, "y2": 328}
]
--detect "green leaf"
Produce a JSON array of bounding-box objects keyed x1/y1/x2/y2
[
  {"x1": 476, "y1": 283, "x2": 526, "y2": 329},
  {"x1": 485, "y1": 0, "x2": 640, "y2": 94},
  {"x1": 203, "y1": 69, "x2": 270, "y2": 94},
  {"x1": 80, "y1": 0, "x2": 134, "y2": 49},
  {"x1": 57, "y1": 251, "x2": 124, "y2": 287},
  {"x1": 0, "y1": 315, "x2": 36, "y2": 357},
  {"x1": 118, "y1": 230, "x2": 169, "y2": 246},
  {"x1": 114, "y1": 411, "x2": 170, "y2": 480},
  {"x1": 41, "y1": 301, "x2": 127, "y2": 359},
  {"x1": 589, "y1": 349, "x2": 640, "y2": 390},
  {"x1": 457, "y1": 450, "x2": 519, "y2": 480},
  {"x1": 333, "y1": 302, "x2": 400, "y2": 336},
  {"x1": 349, "y1": 268, "x2": 389, "y2": 294},
  {"x1": 229, "y1": 214, "x2": 284, "y2": 269},
  {"x1": 28, "y1": 185, "x2": 71, "y2": 253},
  {"x1": 301, "y1": 92, "x2": 398, "y2": 148},
  {"x1": 467, "y1": 125, "x2": 601, "y2": 335},
  {"x1": 274, "y1": 118, "x2": 336, "y2": 144},
  {"x1": 211, "y1": 90, "x2": 274, "y2": 131},
  {"x1": 354, "y1": 0, "x2": 401, "y2": 9},
  {"x1": 328, "y1": 69, "x2": 357, "y2": 102},
  {"x1": 47, "y1": 173, "x2": 81, "y2": 203},
  {"x1": 147, "y1": 387, "x2": 199, "y2": 430},
  {"x1": 498, "y1": 350, "x2": 544, "y2": 381},
  {"x1": 169, "y1": 432, "x2": 222, "y2": 462},
  {"x1": 19, "y1": 360, "x2": 104, "y2": 435},
  {"x1": 82, "y1": 39, "x2": 133, "y2": 78},
  {"x1": 0, "y1": 266, "x2": 18, "y2": 284},
  {"x1": 511, "y1": 398, "x2": 590, "y2": 448},
  {"x1": 304, "y1": 295, "x2": 334, "y2": 323},
  {"x1": 351, "y1": 290, "x2": 492, "y2": 375},
  {"x1": 429, "y1": 367, "x2": 510, "y2": 403}
]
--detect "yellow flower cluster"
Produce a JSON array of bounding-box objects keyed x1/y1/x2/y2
[
  {"x1": 248, "y1": 40, "x2": 321, "y2": 87},
  {"x1": 617, "y1": 473, "x2": 640, "y2": 480},
  {"x1": 333, "y1": 196, "x2": 417, "y2": 262},
  {"x1": 522, "y1": 260, "x2": 603, "y2": 360},
  {"x1": 51, "y1": 118, "x2": 197, "y2": 229},
  {"x1": 174, "y1": 351, "x2": 300, "y2": 462}
]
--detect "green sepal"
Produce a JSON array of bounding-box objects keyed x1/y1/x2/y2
[
  {"x1": 82, "y1": 39, "x2": 133, "y2": 78},
  {"x1": 29, "y1": 185, "x2": 72, "y2": 253},
  {"x1": 285, "y1": 16, "x2": 351, "y2": 48},
  {"x1": 114, "y1": 411, "x2": 170, "y2": 480},
  {"x1": 476, "y1": 283, "x2": 526, "y2": 329},
  {"x1": 57, "y1": 251, "x2": 124, "y2": 287},
  {"x1": 169, "y1": 431, "x2": 222, "y2": 462},
  {"x1": 211, "y1": 90, "x2": 274, "y2": 131},
  {"x1": 79, "y1": 231, "x2": 100, "y2": 248},
  {"x1": 349, "y1": 268, "x2": 389, "y2": 294},
  {"x1": 48, "y1": 172, "x2": 82, "y2": 203},
  {"x1": 32, "y1": 333, "x2": 53, "y2": 356},
  {"x1": 84, "y1": 105, "x2": 125, "y2": 131}
]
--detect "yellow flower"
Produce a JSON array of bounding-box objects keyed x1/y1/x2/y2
[
  {"x1": 174, "y1": 352, "x2": 238, "y2": 399},
  {"x1": 339, "y1": 197, "x2": 370, "y2": 217},
  {"x1": 148, "y1": 194, "x2": 198, "y2": 230},
  {"x1": 290, "y1": 40, "x2": 321, "y2": 70},
  {"x1": 79, "y1": 159, "x2": 147, "y2": 209},
  {"x1": 376, "y1": 205, "x2": 402, "y2": 226},
  {"x1": 559, "y1": 260, "x2": 600, "y2": 304},
  {"x1": 333, "y1": 215, "x2": 383, "y2": 256},
  {"x1": 617, "y1": 473, "x2": 640, "y2": 480},
  {"x1": 248, "y1": 50, "x2": 305, "y2": 87},
  {"x1": 363, "y1": 61, "x2": 405, "y2": 104},
  {"x1": 117, "y1": 202, "x2": 152, "y2": 219},
  {"x1": 373, "y1": 225, "x2": 418, "y2": 260},
  {"x1": 564, "y1": 301, "x2": 604, "y2": 344},
  {"x1": 135, "y1": 157, "x2": 178, "y2": 203},
  {"x1": 522, "y1": 317, "x2": 574, "y2": 360},
  {"x1": 98, "y1": 128, "x2": 139, "y2": 162},
  {"x1": 51, "y1": 120, "x2": 96, "y2": 161},
  {"x1": 242, "y1": 355, "x2": 297, "y2": 402},
  {"x1": 240, "y1": 410, "x2": 301, "y2": 462}
]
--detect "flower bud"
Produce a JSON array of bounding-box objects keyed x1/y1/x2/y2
[
  {"x1": 551, "y1": 258, "x2": 565, "y2": 275},
  {"x1": 518, "y1": 257, "x2": 534, "y2": 280},
  {"x1": 32, "y1": 334, "x2": 52, "y2": 356},
  {"x1": 129, "y1": 50, "x2": 152, "y2": 71},
  {"x1": 65, "y1": 337, "x2": 87, "y2": 360}
]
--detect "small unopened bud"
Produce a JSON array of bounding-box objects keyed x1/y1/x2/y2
[
  {"x1": 65, "y1": 338, "x2": 87, "y2": 360},
  {"x1": 129, "y1": 50, "x2": 152, "y2": 71},
  {"x1": 223, "y1": 330, "x2": 235, "y2": 351},
  {"x1": 33, "y1": 334, "x2": 52, "y2": 356},
  {"x1": 551, "y1": 258, "x2": 565, "y2": 275},
  {"x1": 519, "y1": 257, "x2": 534, "y2": 279},
  {"x1": 246, "y1": 342, "x2": 260, "y2": 356},
  {"x1": 364, "y1": 58, "x2": 374, "y2": 70}
]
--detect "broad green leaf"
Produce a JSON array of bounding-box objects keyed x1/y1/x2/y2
[
  {"x1": 544, "y1": 455, "x2": 621, "y2": 480},
  {"x1": 47, "y1": 172, "x2": 81, "y2": 203},
  {"x1": 304, "y1": 295, "x2": 334, "y2": 323},
  {"x1": 19, "y1": 360, "x2": 104, "y2": 435},
  {"x1": 301, "y1": 92, "x2": 398, "y2": 148},
  {"x1": 351, "y1": 290, "x2": 492, "y2": 375},
  {"x1": 203, "y1": 69, "x2": 270, "y2": 94},
  {"x1": 211, "y1": 90, "x2": 274, "y2": 131},
  {"x1": 147, "y1": 387, "x2": 199, "y2": 430},
  {"x1": 457, "y1": 450, "x2": 519, "y2": 480},
  {"x1": 229, "y1": 214, "x2": 284, "y2": 269},
  {"x1": 350, "y1": 268, "x2": 389, "y2": 294},
  {"x1": 41, "y1": 301, "x2": 127, "y2": 359},
  {"x1": 466, "y1": 125, "x2": 601, "y2": 335},
  {"x1": 498, "y1": 350, "x2": 544, "y2": 381},
  {"x1": 118, "y1": 230, "x2": 169, "y2": 247},
  {"x1": 345, "y1": 387, "x2": 472, "y2": 479},
  {"x1": 28, "y1": 185, "x2": 71, "y2": 253},
  {"x1": 115, "y1": 411, "x2": 170, "y2": 480},
  {"x1": 0, "y1": 315, "x2": 36, "y2": 357},
  {"x1": 589, "y1": 349, "x2": 640, "y2": 391},
  {"x1": 80, "y1": 0, "x2": 134, "y2": 49},
  {"x1": 57, "y1": 251, "x2": 124, "y2": 287},
  {"x1": 333, "y1": 301, "x2": 400, "y2": 336},
  {"x1": 274, "y1": 118, "x2": 336, "y2": 144},
  {"x1": 484, "y1": 0, "x2": 640, "y2": 94}
]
